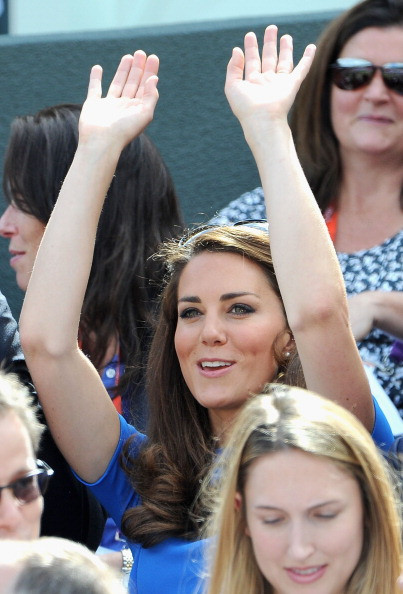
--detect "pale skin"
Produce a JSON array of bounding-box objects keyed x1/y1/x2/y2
[
  {"x1": 330, "y1": 26, "x2": 403, "y2": 342},
  {"x1": 20, "y1": 26, "x2": 373, "y2": 509}
]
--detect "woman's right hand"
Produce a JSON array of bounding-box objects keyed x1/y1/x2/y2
[{"x1": 79, "y1": 51, "x2": 159, "y2": 152}]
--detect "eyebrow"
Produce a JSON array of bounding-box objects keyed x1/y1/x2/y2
[
  {"x1": 255, "y1": 500, "x2": 340, "y2": 512},
  {"x1": 178, "y1": 291, "x2": 259, "y2": 304}
]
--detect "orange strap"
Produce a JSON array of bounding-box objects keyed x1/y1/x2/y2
[{"x1": 324, "y1": 206, "x2": 338, "y2": 243}]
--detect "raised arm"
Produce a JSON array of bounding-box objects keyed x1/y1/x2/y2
[
  {"x1": 19, "y1": 51, "x2": 159, "y2": 482},
  {"x1": 225, "y1": 26, "x2": 374, "y2": 430}
]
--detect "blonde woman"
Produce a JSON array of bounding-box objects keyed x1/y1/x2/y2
[{"x1": 203, "y1": 385, "x2": 402, "y2": 594}]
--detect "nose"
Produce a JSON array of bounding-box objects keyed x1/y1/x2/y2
[
  {"x1": 199, "y1": 313, "x2": 227, "y2": 346},
  {"x1": 0, "y1": 489, "x2": 21, "y2": 537},
  {"x1": 0, "y1": 206, "x2": 18, "y2": 238},
  {"x1": 362, "y1": 70, "x2": 391, "y2": 102},
  {"x1": 287, "y1": 522, "x2": 315, "y2": 562}
]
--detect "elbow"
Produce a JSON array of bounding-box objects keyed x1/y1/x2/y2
[
  {"x1": 20, "y1": 324, "x2": 74, "y2": 364},
  {"x1": 287, "y1": 293, "x2": 349, "y2": 335}
]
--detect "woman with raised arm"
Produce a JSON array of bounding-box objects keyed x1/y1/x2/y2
[{"x1": 19, "y1": 29, "x2": 392, "y2": 594}]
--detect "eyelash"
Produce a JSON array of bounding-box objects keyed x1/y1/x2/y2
[{"x1": 179, "y1": 303, "x2": 255, "y2": 319}]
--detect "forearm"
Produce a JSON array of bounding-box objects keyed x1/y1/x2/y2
[
  {"x1": 361, "y1": 291, "x2": 403, "y2": 339},
  {"x1": 244, "y1": 119, "x2": 347, "y2": 327}
]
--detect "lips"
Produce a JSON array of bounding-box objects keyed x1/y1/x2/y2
[
  {"x1": 358, "y1": 114, "x2": 394, "y2": 123},
  {"x1": 9, "y1": 250, "x2": 25, "y2": 267},
  {"x1": 285, "y1": 565, "x2": 327, "y2": 584},
  {"x1": 198, "y1": 359, "x2": 234, "y2": 377}
]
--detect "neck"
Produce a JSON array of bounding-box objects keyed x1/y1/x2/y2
[
  {"x1": 338, "y1": 154, "x2": 402, "y2": 213},
  {"x1": 334, "y1": 156, "x2": 403, "y2": 252}
]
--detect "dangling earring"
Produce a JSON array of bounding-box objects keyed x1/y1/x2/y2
[{"x1": 284, "y1": 351, "x2": 290, "y2": 358}]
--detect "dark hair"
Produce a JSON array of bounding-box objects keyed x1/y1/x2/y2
[
  {"x1": 3, "y1": 104, "x2": 184, "y2": 406},
  {"x1": 289, "y1": 0, "x2": 403, "y2": 211},
  {"x1": 121, "y1": 226, "x2": 304, "y2": 547}
]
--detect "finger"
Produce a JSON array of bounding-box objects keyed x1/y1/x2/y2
[
  {"x1": 244, "y1": 32, "x2": 261, "y2": 79},
  {"x1": 141, "y1": 74, "x2": 160, "y2": 113},
  {"x1": 261, "y1": 25, "x2": 278, "y2": 73},
  {"x1": 87, "y1": 65, "x2": 103, "y2": 99},
  {"x1": 107, "y1": 53, "x2": 139, "y2": 98},
  {"x1": 119, "y1": 50, "x2": 151, "y2": 98},
  {"x1": 277, "y1": 34, "x2": 294, "y2": 74},
  {"x1": 292, "y1": 43, "x2": 316, "y2": 84},
  {"x1": 225, "y1": 46, "x2": 245, "y2": 90},
  {"x1": 135, "y1": 54, "x2": 160, "y2": 99}
]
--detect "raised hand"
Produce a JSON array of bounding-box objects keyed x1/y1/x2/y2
[
  {"x1": 79, "y1": 50, "x2": 159, "y2": 150},
  {"x1": 225, "y1": 25, "x2": 315, "y2": 129}
]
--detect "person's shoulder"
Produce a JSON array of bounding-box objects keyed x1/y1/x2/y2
[{"x1": 209, "y1": 187, "x2": 266, "y2": 225}]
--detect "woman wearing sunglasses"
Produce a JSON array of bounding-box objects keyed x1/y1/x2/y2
[
  {"x1": 19, "y1": 25, "x2": 393, "y2": 594},
  {"x1": 212, "y1": 0, "x2": 403, "y2": 416},
  {"x1": 0, "y1": 371, "x2": 53, "y2": 540}
]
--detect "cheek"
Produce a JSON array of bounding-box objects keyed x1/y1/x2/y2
[{"x1": 26, "y1": 498, "x2": 43, "y2": 538}]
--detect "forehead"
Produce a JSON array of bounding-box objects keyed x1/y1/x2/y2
[
  {"x1": 339, "y1": 26, "x2": 403, "y2": 61},
  {"x1": 245, "y1": 449, "x2": 361, "y2": 506},
  {"x1": 0, "y1": 412, "x2": 35, "y2": 481},
  {"x1": 177, "y1": 251, "x2": 271, "y2": 295}
]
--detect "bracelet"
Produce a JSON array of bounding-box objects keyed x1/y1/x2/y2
[{"x1": 121, "y1": 547, "x2": 134, "y2": 574}]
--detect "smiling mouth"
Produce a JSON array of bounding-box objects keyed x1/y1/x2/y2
[
  {"x1": 200, "y1": 361, "x2": 232, "y2": 369},
  {"x1": 286, "y1": 565, "x2": 327, "y2": 584}
]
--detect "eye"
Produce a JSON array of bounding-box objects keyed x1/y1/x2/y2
[
  {"x1": 229, "y1": 304, "x2": 255, "y2": 315},
  {"x1": 14, "y1": 475, "x2": 39, "y2": 503},
  {"x1": 315, "y1": 512, "x2": 338, "y2": 520},
  {"x1": 179, "y1": 307, "x2": 202, "y2": 320},
  {"x1": 262, "y1": 515, "x2": 284, "y2": 525}
]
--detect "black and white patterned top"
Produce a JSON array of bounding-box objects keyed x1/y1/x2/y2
[{"x1": 211, "y1": 187, "x2": 403, "y2": 415}]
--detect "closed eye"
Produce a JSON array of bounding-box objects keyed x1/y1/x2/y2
[{"x1": 315, "y1": 512, "x2": 338, "y2": 520}]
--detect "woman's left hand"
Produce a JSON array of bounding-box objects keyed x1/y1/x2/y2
[{"x1": 225, "y1": 25, "x2": 315, "y2": 130}]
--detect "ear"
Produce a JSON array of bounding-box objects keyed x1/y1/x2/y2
[
  {"x1": 235, "y1": 492, "x2": 251, "y2": 537},
  {"x1": 281, "y1": 331, "x2": 295, "y2": 358}
]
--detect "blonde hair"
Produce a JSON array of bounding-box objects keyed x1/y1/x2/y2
[
  {"x1": 203, "y1": 385, "x2": 402, "y2": 594},
  {"x1": 0, "y1": 370, "x2": 44, "y2": 452}
]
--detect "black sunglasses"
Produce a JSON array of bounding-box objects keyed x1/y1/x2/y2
[
  {"x1": 329, "y1": 58, "x2": 403, "y2": 95},
  {"x1": 179, "y1": 219, "x2": 269, "y2": 247},
  {"x1": 0, "y1": 460, "x2": 54, "y2": 506}
]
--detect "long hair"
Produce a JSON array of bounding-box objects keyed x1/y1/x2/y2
[
  {"x1": 121, "y1": 226, "x2": 304, "y2": 546},
  {"x1": 289, "y1": 0, "x2": 403, "y2": 211},
  {"x1": 2, "y1": 104, "x2": 184, "y2": 404},
  {"x1": 203, "y1": 385, "x2": 402, "y2": 594}
]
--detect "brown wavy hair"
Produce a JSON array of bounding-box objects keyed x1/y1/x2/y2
[
  {"x1": 121, "y1": 225, "x2": 305, "y2": 546},
  {"x1": 289, "y1": 0, "x2": 403, "y2": 212}
]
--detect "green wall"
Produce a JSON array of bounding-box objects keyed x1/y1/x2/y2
[{"x1": 0, "y1": 11, "x2": 336, "y2": 317}]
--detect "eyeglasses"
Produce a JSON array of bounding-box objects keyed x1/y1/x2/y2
[
  {"x1": 179, "y1": 219, "x2": 269, "y2": 247},
  {"x1": 0, "y1": 460, "x2": 54, "y2": 506},
  {"x1": 329, "y1": 58, "x2": 403, "y2": 95}
]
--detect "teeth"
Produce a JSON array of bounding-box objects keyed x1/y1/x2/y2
[
  {"x1": 201, "y1": 361, "x2": 231, "y2": 368},
  {"x1": 292, "y1": 567, "x2": 320, "y2": 575}
]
